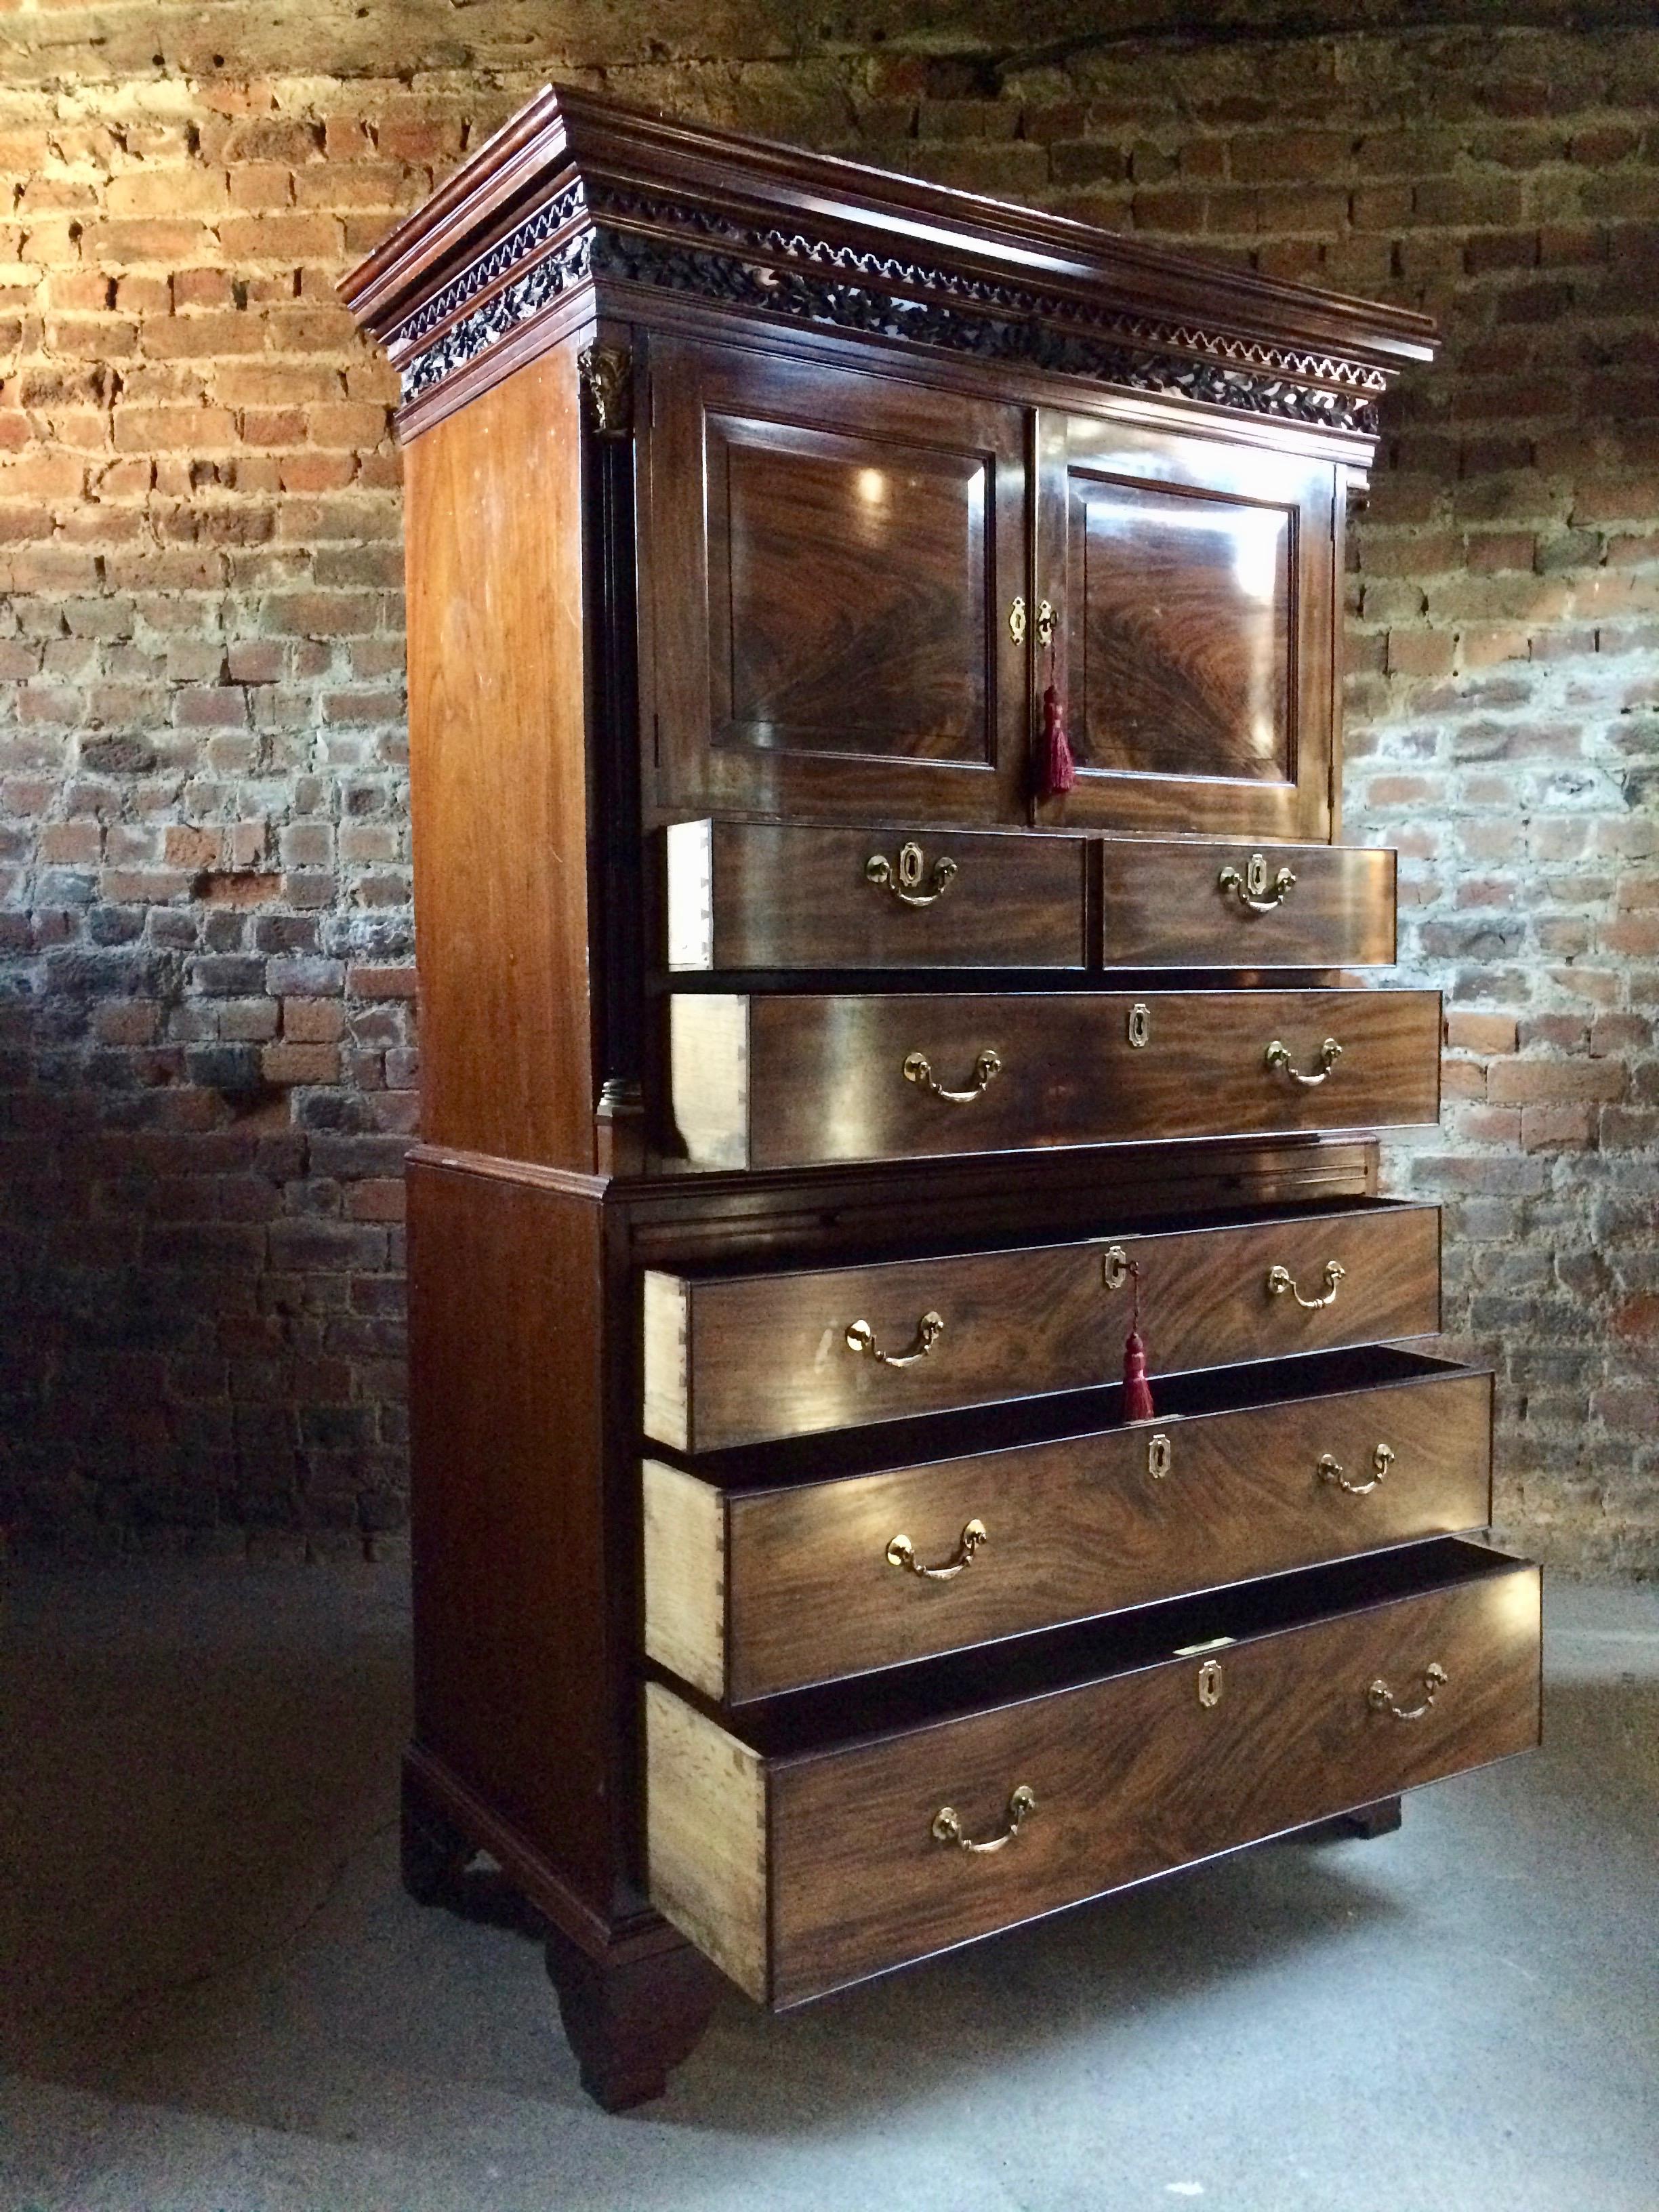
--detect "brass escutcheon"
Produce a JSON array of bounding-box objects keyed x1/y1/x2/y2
[
  {"x1": 1127, "y1": 1001, "x2": 1152, "y2": 1049},
  {"x1": 866, "y1": 841, "x2": 958, "y2": 908},
  {"x1": 845, "y1": 1310, "x2": 944, "y2": 1367},
  {"x1": 1102, "y1": 1245, "x2": 1131, "y2": 1292},
  {"x1": 931, "y1": 1783, "x2": 1038, "y2": 1854},
  {"x1": 1036, "y1": 597, "x2": 1057, "y2": 648},
  {"x1": 1319, "y1": 1442, "x2": 1395, "y2": 1496},
  {"x1": 1147, "y1": 1431, "x2": 1173, "y2": 1480},
  {"x1": 1368, "y1": 1660, "x2": 1448, "y2": 1722},
  {"x1": 1008, "y1": 596, "x2": 1028, "y2": 644},
  {"x1": 886, "y1": 1517, "x2": 988, "y2": 1581},
  {"x1": 1197, "y1": 1658, "x2": 1225, "y2": 1709}
]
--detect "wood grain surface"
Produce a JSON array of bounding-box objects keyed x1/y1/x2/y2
[
  {"x1": 1101, "y1": 836, "x2": 1395, "y2": 967},
  {"x1": 664, "y1": 818, "x2": 1089, "y2": 971},
  {"x1": 760, "y1": 1548, "x2": 1539, "y2": 2003},
  {"x1": 1034, "y1": 408, "x2": 1338, "y2": 840},
  {"x1": 651, "y1": 1358, "x2": 1492, "y2": 1701},
  {"x1": 404, "y1": 343, "x2": 596, "y2": 1169},
  {"x1": 643, "y1": 1200, "x2": 1440, "y2": 1451},
  {"x1": 408, "y1": 1157, "x2": 619, "y2": 1914},
  {"x1": 667, "y1": 987, "x2": 1441, "y2": 1170},
  {"x1": 646, "y1": 335, "x2": 1029, "y2": 825}
]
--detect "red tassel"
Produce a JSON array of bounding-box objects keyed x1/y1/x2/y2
[
  {"x1": 1122, "y1": 1328, "x2": 1155, "y2": 1422},
  {"x1": 1121, "y1": 1260, "x2": 1155, "y2": 1421},
  {"x1": 1038, "y1": 682, "x2": 1076, "y2": 798}
]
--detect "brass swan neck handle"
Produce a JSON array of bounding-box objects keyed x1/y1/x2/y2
[
  {"x1": 931, "y1": 1784, "x2": 1038, "y2": 1854},
  {"x1": 1265, "y1": 1036, "x2": 1343, "y2": 1085},
  {"x1": 904, "y1": 1048, "x2": 1002, "y2": 1103},
  {"x1": 1368, "y1": 1662, "x2": 1448, "y2": 1722},
  {"x1": 1220, "y1": 853, "x2": 1297, "y2": 913},
  {"x1": 1267, "y1": 1260, "x2": 1346, "y2": 1309},
  {"x1": 1319, "y1": 1443, "x2": 1395, "y2": 1496},
  {"x1": 845, "y1": 1311, "x2": 944, "y2": 1367},
  {"x1": 886, "y1": 1518, "x2": 987, "y2": 1580},
  {"x1": 866, "y1": 842, "x2": 958, "y2": 908}
]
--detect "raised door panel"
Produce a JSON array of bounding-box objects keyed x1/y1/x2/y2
[
  {"x1": 645, "y1": 337, "x2": 1028, "y2": 825},
  {"x1": 1036, "y1": 411, "x2": 1337, "y2": 840}
]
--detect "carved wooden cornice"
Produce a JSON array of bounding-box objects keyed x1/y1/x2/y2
[{"x1": 343, "y1": 84, "x2": 1436, "y2": 441}]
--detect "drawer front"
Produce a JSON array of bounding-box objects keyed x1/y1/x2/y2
[
  {"x1": 643, "y1": 1202, "x2": 1440, "y2": 1452},
  {"x1": 645, "y1": 1361, "x2": 1493, "y2": 1702},
  {"x1": 1103, "y1": 838, "x2": 1395, "y2": 968},
  {"x1": 668, "y1": 988, "x2": 1441, "y2": 1171},
  {"x1": 665, "y1": 819, "x2": 1089, "y2": 971},
  {"x1": 645, "y1": 1550, "x2": 1542, "y2": 2007}
]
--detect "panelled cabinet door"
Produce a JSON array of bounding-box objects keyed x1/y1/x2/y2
[
  {"x1": 1035, "y1": 411, "x2": 1339, "y2": 840},
  {"x1": 644, "y1": 335, "x2": 1029, "y2": 825}
]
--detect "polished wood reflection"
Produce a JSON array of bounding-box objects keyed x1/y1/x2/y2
[
  {"x1": 647, "y1": 336, "x2": 1029, "y2": 823},
  {"x1": 646, "y1": 1544, "x2": 1542, "y2": 2005},
  {"x1": 668, "y1": 987, "x2": 1441, "y2": 1171},
  {"x1": 642, "y1": 1200, "x2": 1441, "y2": 1452},
  {"x1": 1070, "y1": 475, "x2": 1291, "y2": 782},
  {"x1": 646, "y1": 1352, "x2": 1494, "y2": 1702}
]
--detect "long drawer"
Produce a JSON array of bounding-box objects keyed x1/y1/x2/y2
[
  {"x1": 646, "y1": 1539, "x2": 1542, "y2": 2007},
  {"x1": 644, "y1": 1347, "x2": 1492, "y2": 1702},
  {"x1": 663, "y1": 820, "x2": 1395, "y2": 971},
  {"x1": 667, "y1": 987, "x2": 1440, "y2": 1170},
  {"x1": 642, "y1": 1199, "x2": 1440, "y2": 1452}
]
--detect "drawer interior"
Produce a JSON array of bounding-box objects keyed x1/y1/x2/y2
[
  {"x1": 672, "y1": 1342, "x2": 1473, "y2": 1492},
  {"x1": 651, "y1": 1191, "x2": 1421, "y2": 1283},
  {"x1": 699, "y1": 1537, "x2": 1528, "y2": 1757},
  {"x1": 646, "y1": 1538, "x2": 1540, "y2": 2006}
]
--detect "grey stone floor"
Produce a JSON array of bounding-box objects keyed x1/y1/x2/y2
[{"x1": 1, "y1": 1561, "x2": 1655, "y2": 2212}]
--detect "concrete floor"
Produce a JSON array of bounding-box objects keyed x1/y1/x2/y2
[{"x1": 1, "y1": 1565, "x2": 1655, "y2": 2212}]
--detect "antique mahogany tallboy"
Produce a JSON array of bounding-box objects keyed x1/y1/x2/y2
[{"x1": 344, "y1": 88, "x2": 1541, "y2": 2110}]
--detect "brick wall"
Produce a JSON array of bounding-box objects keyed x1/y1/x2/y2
[{"x1": 1, "y1": 14, "x2": 1655, "y2": 1567}]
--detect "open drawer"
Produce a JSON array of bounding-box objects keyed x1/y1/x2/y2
[
  {"x1": 644, "y1": 1346, "x2": 1493, "y2": 1702},
  {"x1": 645, "y1": 1538, "x2": 1541, "y2": 2008},
  {"x1": 643, "y1": 1198, "x2": 1440, "y2": 1453},
  {"x1": 666, "y1": 986, "x2": 1440, "y2": 1171}
]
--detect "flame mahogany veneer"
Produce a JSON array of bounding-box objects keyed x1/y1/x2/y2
[{"x1": 346, "y1": 85, "x2": 1536, "y2": 2112}]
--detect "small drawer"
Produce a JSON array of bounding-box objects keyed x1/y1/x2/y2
[
  {"x1": 643, "y1": 1198, "x2": 1441, "y2": 1453},
  {"x1": 646, "y1": 1539, "x2": 1541, "y2": 2007},
  {"x1": 666, "y1": 987, "x2": 1440, "y2": 1171},
  {"x1": 644, "y1": 1347, "x2": 1492, "y2": 1702},
  {"x1": 1101, "y1": 837, "x2": 1395, "y2": 968},
  {"x1": 665, "y1": 819, "x2": 1089, "y2": 971}
]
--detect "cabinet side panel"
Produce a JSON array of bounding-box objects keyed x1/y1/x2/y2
[
  {"x1": 408, "y1": 1158, "x2": 616, "y2": 1914},
  {"x1": 405, "y1": 346, "x2": 596, "y2": 1169}
]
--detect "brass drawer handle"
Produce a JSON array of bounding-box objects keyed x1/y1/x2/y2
[
  {"x1": 1219, "y1": 853, "x2": 1297, "y2": 913},
  {"x1": 904, "y1": 1048, "x2": 1002, "y2": 1103},
  {"x1": 1319, "y1": 1442, "x2": 1395, "y2": 1496},
  {"x1": 1267, "y1": 1259, "x2": 1345, "y2": 1309},
  {"x1": 866, "y1": 841, "x2": 958, "y2": 908},
  {"x1": 845, "y1": 1310, "x2": 944, "y2": 1367},
  {"x1": 886, "y1": 1517, "x2": 987, "y2": 1580},
  {"x1": 1368, "y1": 1661, "x2": 1448, "y2": 1722},
  {"x1": 1265, "y1": 1036, "x2": 1343, "y2": 1085},
  {"x1": 931, "y1": 1784, "x2": 1037, "y2": 1854}
]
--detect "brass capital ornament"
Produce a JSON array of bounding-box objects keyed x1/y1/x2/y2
[{"x1": 577, "y1": 342, "x2": 632, "y2": 434}]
